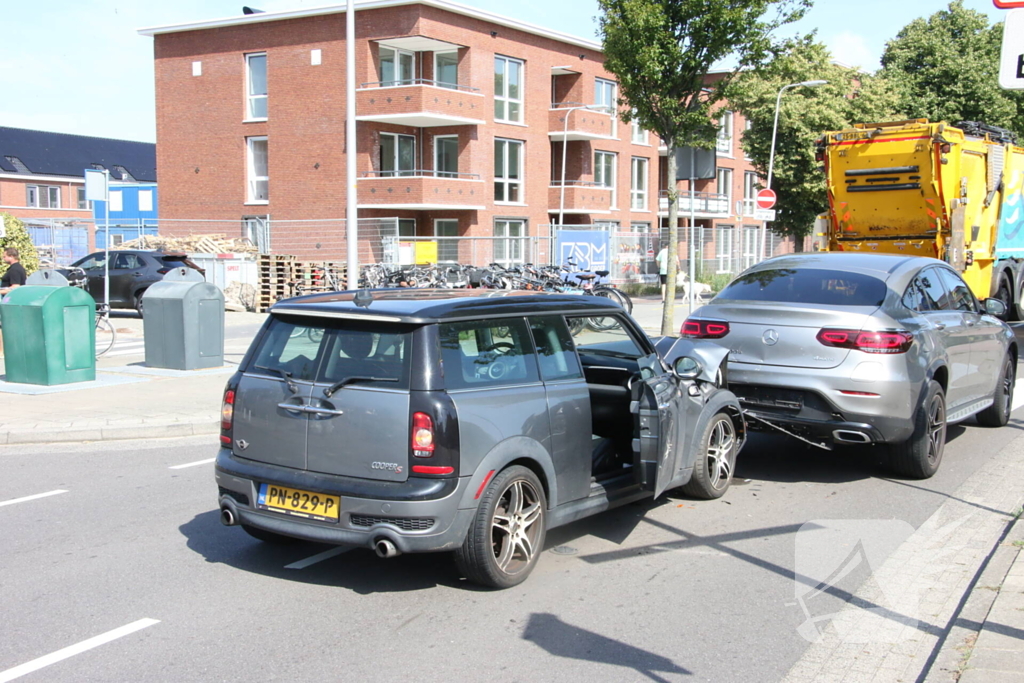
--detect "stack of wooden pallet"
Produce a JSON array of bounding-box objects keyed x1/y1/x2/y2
[
  {"x1": 116, "y1": 233, "x2": 258, "y2": 254},
  {"x1": 255, "y1": 255, "x2": 347, "y2": 312}
]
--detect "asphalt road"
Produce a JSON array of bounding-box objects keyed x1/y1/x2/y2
[{"x1": 3, "y1": 395, "x2": 1024, "y2": 682}]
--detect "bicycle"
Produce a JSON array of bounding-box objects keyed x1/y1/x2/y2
[{"x1": 66, "y1": 267, "x2": 118, "y2": 358}]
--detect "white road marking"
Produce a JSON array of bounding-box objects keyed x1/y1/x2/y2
[
  {"x1": 285, "y1": 546, "x2": 351, "y2": 569},
  {"x1": 0, "y1": 618, "x2": 159, "y2": 683},
  {"x1": 0, "y1": 490, "x2": 68, "y2": 508},
  {"x1": 1013, "y1": 387, "x2": 1024, "y2": 413},
  {"x1": 103, "y1": 341, "x2": 146, "y2": 358},
  {"x1": 168, "y1": 458, "x2": 216, "y2": 470}
]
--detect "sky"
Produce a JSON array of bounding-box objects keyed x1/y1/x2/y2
[{"x1": 0, "y1": 0, "x2": 1011, "y2": 144}]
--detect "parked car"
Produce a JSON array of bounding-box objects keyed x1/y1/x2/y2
[
  {"x1": 216, "y1": 289, "x2": 745, "y2": 588},
  {"x1": 682, "y1": 253, "x2": 1017, "y2": 479},
  {"x1": 61, "y1": 250, "x2": 205, "y2": 316}
]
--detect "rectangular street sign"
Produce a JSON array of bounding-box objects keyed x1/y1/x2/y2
[
  {"x1": 755, "y1": 208, "x2": 777, "y2": 221},
  {"x1": 1000, "y1": 9, "x2": 1024, "y2": 89}
]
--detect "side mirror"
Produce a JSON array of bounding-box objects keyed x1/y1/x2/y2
[
  {"x1": 672, "y1": 356, "x2": 703, "y2": 380},
  {"x1": 983, "y1": 297, "x2": 1007, "y2": 318}
]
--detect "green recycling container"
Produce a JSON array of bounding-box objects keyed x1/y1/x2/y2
[{"x1": 0, "y1": 286, "x2": 96, "y2": 385}]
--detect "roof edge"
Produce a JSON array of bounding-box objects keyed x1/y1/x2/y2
[{"x1": 137, "y1": 0, "x2": 602, "y2": 51}]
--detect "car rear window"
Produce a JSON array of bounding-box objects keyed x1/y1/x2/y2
[
  {"x1": 716, "y1": 268, "x2": 887, "y2": 307},
  {"x1": 160, "y1": 256, "x2": 203, "y2": 271},
  {"x1": 248, "y1": 315, "x2": 413, "y2": 389}
]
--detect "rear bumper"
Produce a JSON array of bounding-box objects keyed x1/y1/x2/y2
[
  {"x1": 740, "y1": 407, "x2": 910, "y2": 445},
  {"x1": 215, "y1": 449, "x2": 472, "y2": 552}
]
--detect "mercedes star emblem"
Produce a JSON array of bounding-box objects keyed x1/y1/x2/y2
[{"x1": 762, "y1": 329, "x2": 779, "y2": 346}]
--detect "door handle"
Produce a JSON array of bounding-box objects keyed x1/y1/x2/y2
[
  {"x1": 934, "y1": 322, "x2": 946, "y2": 330},
  {"x1": 304, "y1": 405, "x2": 345, "y2": 416},
  {"x1": 277, "y1": 401, "x2": 307, "y2": 414}
]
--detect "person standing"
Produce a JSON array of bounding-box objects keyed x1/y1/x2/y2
[
  {"x1": 654, "y1": 243, "x2": 679, "y2": 303},
  {"x1": 0, "y1": 247, "x2": 28, "y2": 357}
]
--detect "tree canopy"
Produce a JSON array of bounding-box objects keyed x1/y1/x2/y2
[
  {"x1": 727, "y1": 39, "x2": 902, "y2": 245},
  {"x1": 0, "y1": 213, "x2": 39, "y2": 279}
]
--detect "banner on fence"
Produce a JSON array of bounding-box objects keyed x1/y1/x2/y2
[{"x1": 555, "y1": 230, "x2": 608, "y2": 271}]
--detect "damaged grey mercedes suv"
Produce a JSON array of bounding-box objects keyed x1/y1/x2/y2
[{"x1": 216, "y1": 289, "x2": 744, "y2": 588}]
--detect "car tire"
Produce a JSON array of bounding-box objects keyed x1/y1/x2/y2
[
  {"x1": 977, "y1": 354, "x2": 1016, "y2": 427},
  {"x1": 241, "y1": 523, "x2": 298, "y2": 544},
  {"x1": 135, "y1": 289, "x2": 147, "y2": 318},
  {"x1": 454, "y1": 465, "x2": 546, "y2": 589},
  {"x1": 888, "y1": 380, "x2": 946, "y2": 479},
  {"x1": 681, "y1": 412, "x2": 739, "y2": 499}
]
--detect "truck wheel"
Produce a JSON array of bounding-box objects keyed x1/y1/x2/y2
[
  {"x1": 681, "y1": 412, "x2": 739, "y2": 499},
  {"x1": 977, "y1": 354, "x2": 1016, "y2": 427},
  {"x1": 995, "y1": 276, "x2": 1013, "y2": 321},
  {"x1": 455, "y1": 465, "x2": 546, "y2": 589},
  {"x1": 888, "y1": 380, "x2": 946, "y2": 479}
]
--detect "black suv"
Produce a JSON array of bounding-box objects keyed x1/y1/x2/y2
[
  {"x1": 217, "y1": 289, "x2": 745, "y2": 588},
  {"x1": 63, "y1": 250, "x2": 205, "y2": 316}
]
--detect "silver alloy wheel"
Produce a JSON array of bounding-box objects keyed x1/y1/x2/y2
[
  {"x1": 706, "y1": 417, "x2": 736, "y2": 489},
  {"x1": 491, "y1": 479, "x2": 543, "y2": 575},
  {"x1": 927, "y1": 394, "x2": 946, "y2": 464},
  {"x1": 999, "y1": 361, "x2": 1015, "y2": 417}
]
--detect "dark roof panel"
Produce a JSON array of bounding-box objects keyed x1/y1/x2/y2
[{"x1": 0, "y1": 127, "x2": 156, "y2": 181}]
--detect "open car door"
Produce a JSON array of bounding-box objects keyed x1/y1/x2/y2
[{"x1": 632, "y1": 362, "x2": 688, "y2": 498}]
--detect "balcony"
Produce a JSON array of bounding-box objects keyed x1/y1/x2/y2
[
  {"x1": 548, "y1": 104, "x2": 616, "y2": 141},
  {"x1": 356, "y1": 80, "x2": 486, "y2": 128},
  {"x1": 357, "y1": 171, "x2": 486, "y2": 210},
  {"x1": 549, "y1": 181, "x2": 612, "y2": 214},
  {"x1": 658, "y1": 190, "x2": 731, "y2": 218}
]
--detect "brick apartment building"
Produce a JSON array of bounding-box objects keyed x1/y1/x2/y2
[{"x1": 140, "y1": 0, "x2": 762, "y2": 272}]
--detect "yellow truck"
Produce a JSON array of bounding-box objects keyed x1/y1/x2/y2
[{"x1": 817, "y1": 119, "x2": 1024, "y2": 318}]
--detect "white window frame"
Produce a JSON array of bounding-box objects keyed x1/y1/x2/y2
[
  {"x1": 595, "y1": 151, "x2": 617, "y2": 208},
  {"x1": 716, "y1": 110, "x2": 734, "y2": 155},
  {"x1": 494, "y1": 55, "x2": 524, "y2": 123},
  {"x1": 247, "y1": 136, "x2": 269, "y2": 204},
  {"x1": 109, "y1": 190, "x2": 123, "y2": 212},
  {"x1": 631, "y1": 118, "x2": 647, "y2": 145},
  {"x1": 743, "y1": 171, "x2": 759, "y2": 217},
  {"x1": 595, "y1": 78, "x2": 617, "y2": 136},
  {"x1": 138, "y1": 189, "x2": 154, "y2": 212},
  {"x1": 434, "y1": 218, "x2": 459, "y2": 262},
  {"x1": 380, "y1": 132, "x2": 416, "y2": 177},
  {"x1": 743, "y1": 119, "x2": 753, "y2": 160},
  {"x1": 26, "y1": 184, "x2": 61, "y2": 208},
  {"x1": 717, "y1": 226, "x2": 734, "y2": 273},
  {"x1": 631, "y1": 156, "x2": 648, "y2": 211},
  {"x1": 743, "y1": 226, "x2": 759, "y2": 269},
  {"x1": 434, "y1": 135, "x2": 459, "y2": 178},
  {"x1": 26, "y1": 185, "x2": 38, "y2": 207},
  {"x1": 246, "y1": 52, "x2": 268, "y2": 121},
  {"x1": 380, "y1": 46, "x2": 415, "y2": 86},
  {"x1": 717, "y1": 167, "x2": 733, "y2": 214},
  {"x1": 493, "y1": 219, "x2": 525, "y2": 266},
  {"x1": 494, "y1": 138, "x2": 523, "y2": 203},
  {"x1": 434, "y1": 51, "x2": 458, "y2": 89},
  {"x1": 77, "y1": 186, "x2": 89, "y2": 210}
]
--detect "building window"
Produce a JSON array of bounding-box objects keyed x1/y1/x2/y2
[
  {"x1": 717, "y1": 110, "x2": 734, "y2": 155},
  {"x1": 494, "y1": 219, "x2": 525, "y2": 265},
  {"x1": 494, "y1": 56, "x2": 523, "y2": 123},
  {"x1": 381, "y1": 133, "x2": 416, "y2": 177},
  {"x1": 631, "y1": 119, "x2": 647, "y2": 145},
  {"x1": 743, "y1": 226, "x2": 759, "y2": 269},
  {"x1": 77, "y1": 186, "x2": 88, "y2": 210},
  {"x1": 435, "y1": 219, "x2": 459, "y2": 262},
  {"x1": 744, "y1": 119, "x2": 753, "y2": 160},
  {"x1": 139, "y1": 190, "x2": 154, "y2": 212},
  {"x1": 434, "y1": 135, "x2": 458, "y2": 178},
  {"x1": 398, "y1": 218, "x2": 416, "y2": 237},
  {"x1": 596, "y1": 78, "x2": 617, "y2": 135},
  {"x1": 595, "y1": 151, "x2": 617, "y2": 208},
  {"x1": 717, "y1": 226, "x2": 734, "y2": 273},
  {"x1": 743, "y1": 171, "x2": 759, "y2": 216},
  {"x1": 631, "y1": 157, "x2": 648, "y2": 210},
  {"x1": 380, "y1": 46, "x2": 415, "y2": 86},
  {"x1": 26, "y1": 185, "x2": 61, "y2": 208},
  {"x1": 717, "y1": 167, "x2": 733, "y2": 212},
  {"x1": 110, "y1": 191, "x2": 123, "y2": 212},
  {"x1": 247, "y1": 136, "x2": 269, "y2": 202},
  {"x1": 435, "y1": 51, "x2": 458, "y2": 89},
  {"x1": 494, "y1": 139, "x2": 523, "y2": 202},
  {"x1": 246, "y1": 53, "x2": 267, "y2": 119}
]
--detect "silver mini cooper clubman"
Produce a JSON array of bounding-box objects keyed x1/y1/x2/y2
[{"x1": 216, "y1": 289, "x2": 745, "y2": 588}]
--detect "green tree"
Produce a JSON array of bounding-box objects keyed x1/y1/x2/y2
[
  {"x1": 0, "y1": 213, "x2": 40, "y2": 279},
  {"x1": 727, "y1": 39, "x2": 902, "y2": 247},
  {"x1": 880, "y1": 0, "x2": 1021, "y2": 134},
  {"x1": 598, "y1": 0, "x2": 807, "y2": 334}
]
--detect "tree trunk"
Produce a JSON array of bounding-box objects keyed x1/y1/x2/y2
[
  {"x1": 793, "y1": 232, "x2": 805, "y2": 253},
  {"x1": 661, "y1": 145, "x2": 679, "y2": 336}
]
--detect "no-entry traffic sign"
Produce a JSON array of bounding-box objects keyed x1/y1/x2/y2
[{"x1": 756, "y1": 189, "x2": 777, "y2": 210}]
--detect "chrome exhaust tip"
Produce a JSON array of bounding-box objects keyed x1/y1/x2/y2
[
  {"x1": 374, "y1": 538, "x2": 400, "y2": 559},
  {"x1": 833, "y1": 430, "x2": 872, "y2": 444},
  {"x1": 220, "y1": 505, "x2": 238, "y2": 526}
]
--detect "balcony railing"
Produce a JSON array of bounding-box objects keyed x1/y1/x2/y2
[
  {"x1": 658, "y1": 190, "x2": 731, "y2": 217},
  {"x1": 361, "y1": 170, "x2": 480, "y2": 180},
  {"x1": 359, "y1": 78, "x2": 480, "y2": 94},
  {"x1": 358, "y1": 171, "x2": 485, "y2": 210}
]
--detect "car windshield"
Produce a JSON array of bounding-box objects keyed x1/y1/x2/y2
[{"x1": 716, "y1": 268, "x2": 887, "y2": 307}]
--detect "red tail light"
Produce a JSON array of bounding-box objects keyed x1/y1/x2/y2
[
  {"x1": 680, "y1": 318, "x2": 730, "y2": 339},
  {"x1": 816, "y1": 328, "x2": 913, "y2": 354},
  {"x1": 220, "y1": 389, "x2": 235, "y2": 445},
  {"x1": 412, "y1": 412, "x2": 434, "y2": 457},
  {"x1": 157, "y1": 268, "x2": 171, "y2": 274}
]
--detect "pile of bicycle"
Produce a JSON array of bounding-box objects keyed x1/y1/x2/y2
[{"x1": 358, "y1": 260, "x2": 633, "y2": 314}]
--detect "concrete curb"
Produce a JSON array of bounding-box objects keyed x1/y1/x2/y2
[{"x1": 0, "y1": 420, "x2": 219, "y2": 445}]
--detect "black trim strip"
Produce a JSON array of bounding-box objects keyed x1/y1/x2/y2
[
  {"x1": 845, "y1": 166, "x2": 919, "y2": 176},
  {"x1": 847, "y1": 183, "x2": 921, "y2": 192}
]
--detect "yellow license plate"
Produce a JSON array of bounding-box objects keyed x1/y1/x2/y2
[{"x1": 257, "y1": 483, "x2": 340, "y2": 522}]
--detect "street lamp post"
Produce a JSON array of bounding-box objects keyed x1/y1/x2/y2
[
  {"x1": 558, "y1": 104, "x2": 606, "y2": 228},
  {"x1": 762, "y1": 79, "x2": 827, "y2": 260}
]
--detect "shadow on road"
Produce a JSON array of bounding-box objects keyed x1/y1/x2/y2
[{"x1": 522, "y1": 612, "x2": 691, "y2": 682}]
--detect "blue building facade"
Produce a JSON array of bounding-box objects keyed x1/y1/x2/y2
[{"x1": 93, "y1": 182, "x2": 159, "y2": 246}]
